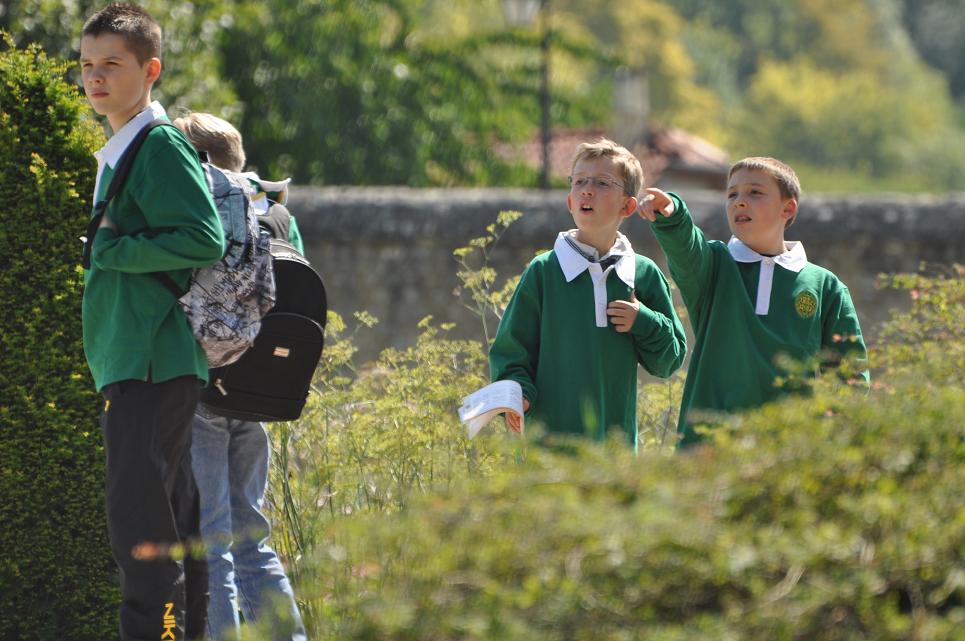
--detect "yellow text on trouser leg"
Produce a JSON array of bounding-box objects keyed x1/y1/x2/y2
[{"x1": 161, "y1": 602, "x2": 176, "y2": 640}]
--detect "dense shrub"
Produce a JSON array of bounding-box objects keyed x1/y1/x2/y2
[
  {"x1": 0, "y1": 35, "x2": 114, "y2": 640},
  {"x1": 260, "y1": 267, "x2": 962, "y2": 641}
]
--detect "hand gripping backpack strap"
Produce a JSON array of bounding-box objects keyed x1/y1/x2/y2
[{"x1": 81, "y1": 119, "x2": 172, "y2": 269}]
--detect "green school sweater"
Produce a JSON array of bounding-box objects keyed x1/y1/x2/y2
[
  {"x1": 83, "y1": 119, "x2": 224, "y2": 391},
  {"x1": 489, "y1": 240, "x2": 686, "y2": 444},
  {"x1": 651, "y1": 194, "x2": 868, "y2": 446}
]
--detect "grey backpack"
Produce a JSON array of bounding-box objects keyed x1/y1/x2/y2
[{"x1": 83, "y1": 120, "x2": 276, "y2": 368}]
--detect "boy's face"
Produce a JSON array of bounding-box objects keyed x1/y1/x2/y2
[
  {"x1": 726, "y1": 167, "x2": 797, "y2": 255},
  {"x1": 567, "y1": 156, "x2": 637, "y2": 253},
  {"x1": 79, "y1": 33, "x2": 160, "y2": 132}
]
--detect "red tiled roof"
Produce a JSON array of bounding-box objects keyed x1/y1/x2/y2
[{"x1": 502, "y1": 125, "x2": 730, "y2": 188}]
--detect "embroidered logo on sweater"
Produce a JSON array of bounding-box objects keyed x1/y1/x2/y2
[{"x1": 795, "y1": 291, "x2": 818, "y2": 318}]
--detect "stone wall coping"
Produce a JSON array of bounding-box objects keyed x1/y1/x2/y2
[{"x1": 288, "y1": 186, "x2": 965, "y2": 245}]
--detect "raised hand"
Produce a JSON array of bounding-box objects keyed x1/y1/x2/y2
[{"x1": 637, "y1": 188, "x2": 676, "y2": 222}]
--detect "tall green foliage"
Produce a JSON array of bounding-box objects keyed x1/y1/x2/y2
[{"x1": 0, "y1": 36, "x2": 114, "y2": 640}]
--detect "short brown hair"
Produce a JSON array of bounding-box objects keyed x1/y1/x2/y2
[
  {"x1": 729, "y1": 156, "x2": 801, "y2": 228},
  {"x1": 570, "y1": 138, "x2": 644, "y2": 197},
  {"x1": 173, "y1": 113, "x2": 246, "y2": 172},
  {"x1": 82, "y1": 3, "x2": 161, "y2": 64}
]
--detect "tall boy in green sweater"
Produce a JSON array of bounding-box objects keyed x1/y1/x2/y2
[
  {"x1": 640, "y1": 157, "x2": 867, "y2": 447},
  {"x1": 79, "y1": 4, "x2": 224, "y2": 640},
  {"x1": 490, "y1": 139, "x2": 686, "y2": 445}
]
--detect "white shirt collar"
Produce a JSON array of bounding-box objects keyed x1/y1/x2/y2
[
  {"x1": 554, "y1": 230, "x2": 636, "y2": 288},
  {"x1": 727, "y1": 236, "x2": 808, "y2": 273},
  {"x1": 239, "y1": 172, "x2": 291, "y2": 213},
  {"x1": 94, "y1": 101, "x2": 167, "y2": 170}
]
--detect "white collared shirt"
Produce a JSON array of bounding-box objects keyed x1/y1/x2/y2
[
  {"x1": 554, "y1": 230, "x2": 636, "y2": 327},
  {"x1": 240, "y1": 172, "x2": 292, "y2": 214},
  {"x1": 92, "y1": 100, "x2": 167, "y2": 205},
  {"x1": 727, "y1": 236, "x2": 808, "y2": 315}
]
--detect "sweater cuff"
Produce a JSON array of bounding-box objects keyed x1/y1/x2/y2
[{"x1": 629, "y1": 304, "x2": 662, "y2": 338}]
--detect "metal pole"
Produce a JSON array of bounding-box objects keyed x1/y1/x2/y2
[{"x1": 539, "y1": 0, "x2": 551, "y2": 189}]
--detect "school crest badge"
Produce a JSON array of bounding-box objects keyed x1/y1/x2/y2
[{"x1": 795, "y1": 291, "x2": 818, "y2": 318}]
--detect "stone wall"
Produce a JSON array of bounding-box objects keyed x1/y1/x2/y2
[{"x1": 288, "y1": 187, "x2": 965, "y2": 363}]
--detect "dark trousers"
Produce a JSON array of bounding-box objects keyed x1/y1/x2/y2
[{"x1": 100, "y1": 376, "x2": 209, "y2": 641}]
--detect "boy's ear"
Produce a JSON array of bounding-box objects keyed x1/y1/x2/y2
[
  {"x1": 782, "y1": 197, "x2": 798, "y2": 222},
  {"x1": 620, "y1": 195, "x2": 638, "y2": 218},
  {"x1": 145, "y1": 57, "x2": 161, "y2": 84}
]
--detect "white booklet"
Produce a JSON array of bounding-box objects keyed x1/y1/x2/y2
[{"x1": 458, "y1": 380, "x2": 524, "y2": 439}]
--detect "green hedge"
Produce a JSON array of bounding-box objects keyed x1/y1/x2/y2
[
  {"x1": 259, "y1": 272, "x2": 964, "y2": 641},
  {"x1": 0, "y1": 35, "x2": 115, "y2": 640}
]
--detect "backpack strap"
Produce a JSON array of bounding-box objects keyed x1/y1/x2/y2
[
  {"x1": 81, "y1": 119, "x2": 172, "y2": 269},
  {"x1": 258, "y1": 203, "x2": 293, "y2": 243},
  {"x1": 80, "y1": 119, "x2": 196, "y2": 300}
]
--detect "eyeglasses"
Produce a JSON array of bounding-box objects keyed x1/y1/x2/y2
[{"x1": 567, "y1": 175, "x2": 629, "y2": 194}]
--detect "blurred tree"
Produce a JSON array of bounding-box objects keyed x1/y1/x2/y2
[
  {"x1": 550, "y1": 0, "x2": 724, "y2": 144},
  {"x1": 4, "y1": 0, "x2": 964, "y2": 189},
  {"x1": 219, "y1": 0, "x2": 607, "y2": 185},
  {"x1": 665, "y1": 0, "x2": 965, "y2": 189},
  {"x1": 735, "y1": 57, "x2": 950, "y2": 177},
  {"x1": 900, "y1": 0, "x2": 965, "y2": 100}
]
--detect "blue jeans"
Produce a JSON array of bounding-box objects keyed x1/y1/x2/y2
[{"x1": 191, "y1": 410, "x2": 307, "y2": 641}]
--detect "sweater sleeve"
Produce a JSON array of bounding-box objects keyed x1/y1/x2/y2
[
  {"x1": 650, "y1": 193, "x2": 716, "y2": 320},
  {"x1": 821, "y1": 278, "x2": 870, "y2": 384},
  {"x1": 91, "y1": 128, "x2": 224, "y2": 273},
  {"x1": 489, "y1": 263, "x2": 540, "y2": 407},
  {"x1": 628, "y1": 258, "x2": 687, "y2": 378},
  {"x1": 287, "y1": 216, "x2": 305, "y2": 254}
]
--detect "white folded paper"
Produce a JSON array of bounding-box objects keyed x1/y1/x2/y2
[{"x1": 458, "y1": 380, "x2": 524, "y2": 438}]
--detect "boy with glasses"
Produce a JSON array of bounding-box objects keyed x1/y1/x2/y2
[{"x1": 489, "y1": 138, "x2": 686, "y2": 445}]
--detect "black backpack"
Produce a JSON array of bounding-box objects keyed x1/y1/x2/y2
[{"x1": 200, "y1": 205, "x2": 327, "y2": 422}]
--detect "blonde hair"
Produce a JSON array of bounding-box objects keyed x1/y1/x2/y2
[
  {"x1": 729, "y1": 157, "x2": 801, "y2": 228},
  {"x1": 570, "y1": 138, "x2": 644, "y2": 197},
  {"x1": 172, "y1": 112, "x2": 245, "y2": 172}
]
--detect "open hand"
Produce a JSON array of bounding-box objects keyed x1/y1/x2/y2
[
  {"x1": 506, "y1": 398, "x2": 530, "y2": 433},
  {"x1": 607, "y1": 291, "x2": 640, "y2": 333},
  {"x1": 637, "y1": 188, "x2": 675, "y2": 222}
]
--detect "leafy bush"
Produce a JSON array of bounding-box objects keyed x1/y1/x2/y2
[
  {"x1": 0, "y1": 36, "x2": 114, "y2": 640},
  {"x1": 260, "y1": 252, "x2": 962, "y2": 640},
  {"x1": 267, "y1": 312, "x2": 519, "y2": 628}
]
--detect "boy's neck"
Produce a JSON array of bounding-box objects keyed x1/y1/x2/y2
[
  {"x1": 107, "y1": 96, "x2": 153, "y2": 136},
  {"x1": 574, "y1": 230, "x2": 619, "y2": 256},
  {"x1": 744, "y1": 237, "x2": 786, "y2": 257}
]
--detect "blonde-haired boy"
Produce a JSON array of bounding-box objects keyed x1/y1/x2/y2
[
  {"x1": 173, "y1": 111, "x2": 304, "y2": 253},
  {"x1": 489, "y1": 138, "x2": 686, "y2": 444},
  {"x1": 174, "y1": 111, "x2": 247, "y2": 171},
  {"x1": 172, "y1": 111, "x2": 307, "y2": 641},
  {"x1": 641, "y1": 156, "x2": 868, "y2": 447}
]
